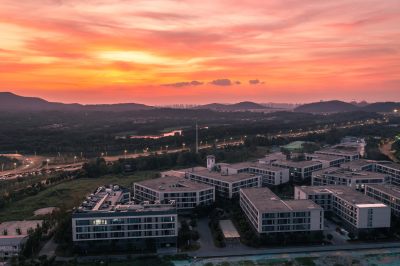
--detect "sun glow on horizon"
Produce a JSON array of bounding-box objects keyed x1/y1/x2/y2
[{"x1": 0, "y1": 0, "x2": 399, "y2": 104}]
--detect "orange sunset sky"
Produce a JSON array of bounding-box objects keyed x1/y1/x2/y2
[{"x1": 1, "y1": 0, "x2": 399, "y2": 104}]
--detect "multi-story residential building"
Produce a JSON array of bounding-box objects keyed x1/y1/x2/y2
[
  {"x1": 315, "y1": 147, "x2": 360, "y2": 162},
  {"x1": 311, "y1": 167, "x2": 389, "y2": 190},
  {"x1": 305, "y1": 154, "x2": 346, "y2": 168},
  {"x1": 220, "y1": 162, "x2": 290, "y2": 186},
  {"x1": 295, "y1": 186, "x2": 391, "y2": 233},
  {"x1": 185, "y1": 168, "x2": 261, "y2": 198},
  {"x1": 133, "y1": 176, "x2": 215, "y2": 210},
  {"x1": 365, "y1": 184, "x2": 400, "y2": 217},
  {"x1": 375, "y1": 162, "x2": 400, "y2": 186},
  {"x1": 240, "y1": 187, "x2": 323, "y2": 234},
  {"x1": 271, "y1": 160, "x2": 323, "y2": 180},
  {"x1": 72, "y1": 185, "x2": 178, "y2": 252}
]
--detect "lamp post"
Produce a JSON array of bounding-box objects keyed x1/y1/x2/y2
[{"x1": 124, "y1": 150, "x2": 127, "y2": 159}]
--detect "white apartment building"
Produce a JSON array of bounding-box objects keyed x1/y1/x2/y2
[
  {"x1": 72, "y1": 185, "x2": 178, "y2": 252},
  {"x1": 240, "y1": 187, "x2": 323, "y2": 234},
  {"x1": 220, "y1": 162, "x2": 290, "y2": 186},
  {"x1": 365, "y1": 184, "x2": 400, "y2": 217},
  {"x1": 312, "y1": 167, "x2": 389, "y2": 190},
  {"x1": 133, "y1": 176, "x2": 215, "y2": 209},
  {"x1": 271, "y1": 160, "x2": 323, "y2": 180},
  {"x1": 295, "y1": 186, "x2": 391, "y2": 233}
]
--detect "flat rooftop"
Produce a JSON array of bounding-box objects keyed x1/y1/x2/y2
[
  {"x1": 74, "y1": 202, "x2": 177, "y2": 216},
  {"x1": 366, "y1": 184, "x2": 400, "y2": 197},
  {"x1": 186, "y1": 168, "x2": 260, "y2": 183},
  {"x1": 376, "y1": 162, "x2": 400, "y2": 171},
  {"x1": 226, "y1": 161, "x2": 285, "y2": 172},
  {"x1": 241, "y1": 187, "x2": 322, "y2": 213},
  {"x1": 296, "y1": 186, "x2": 385, "y2": 206},
  {"x1": 307, "y1": 154, "x2": 345, "y2": 161},
  {"x1": 79, "y1": 185, "x2": 130, "y2": 212},
  {"x1": 0, "y1": 220, "x2": 42, "y2": 236},
  {"x1": 340, "y1": 159, "x2": 377, "y2": 170},
  {"x1": 162, "y1": 166, "x2": 207, "y2": 175},
  {"x1": 135, "y1": 175, "x2": 213, "y2": 192},
  {"x1": 316, "y1": 147, "x2": 359, "y2": 156},
  {"x1": 76, "y1": 184, "x2": 176, "y2": 214},
  {"x1": 272, "y1": 159, "x2": 322, "y2": 168},
  {"x1": 312, "y1": 167, "x2": 388, "y2": 179}
]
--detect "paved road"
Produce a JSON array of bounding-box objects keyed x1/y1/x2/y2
[{"x1": 183, "y1": 246, "x2": 400, "y2": 266}]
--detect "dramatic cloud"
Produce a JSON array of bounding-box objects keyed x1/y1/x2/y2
[
  {"x1": 163, "y1": 80, "x2": 204, "y2": 87},
  {"x1": 0, "y1": 0, "x2": 399, "y2": 104},
  {"x1": 249, "y1": 79, "x2": 260, "y2": 84},
  {"x1": 210, "y1": 79, "x2": 232, "y2": 86}
]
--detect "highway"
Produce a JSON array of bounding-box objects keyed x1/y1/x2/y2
[
  {"x1": 0, "y1": 117, "x2": 385, "y2": 180},
  {"x1": 0, "y1": 154, "x2": 84, "y2": 181}
]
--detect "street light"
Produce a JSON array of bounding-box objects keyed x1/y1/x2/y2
[
  {"x1": 46, "y1": 159, "x2": 50, "y2": 170},
  {"x1": 74, "y1": 156, "x2": 77, "y2": 163},
  {"x1": 124, "y1": 150, "x2": 127, "y2": 159}
]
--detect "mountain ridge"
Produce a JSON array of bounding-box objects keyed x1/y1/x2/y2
[{"x1": 0, "y1": 92, "x2": 153, "y2": 112}]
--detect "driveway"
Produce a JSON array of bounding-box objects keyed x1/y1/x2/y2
[{"x1": 324, "y1": 219, "x2": 349, "y2": 245}]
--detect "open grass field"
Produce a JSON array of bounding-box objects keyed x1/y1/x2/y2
[{"x1": 0, "y1": 171, "x2": 158, "y2": 222}]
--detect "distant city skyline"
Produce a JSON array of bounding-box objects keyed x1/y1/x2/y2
[{"x1": 1, "y1": 0, "x2": 399, "y2": 104}]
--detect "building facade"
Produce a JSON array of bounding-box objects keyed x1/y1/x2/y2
[
  {"x1": 0, "y1": 236, "x2": 27, "y2": 260},
  {"x1": 271, "y1": 160, "x2": 323, "y2": 180},
  {"x1": 240, "y1": 187, "x2": 323, "y2": 234},
  {"x1": 72, "y1": 185, "x2": 178, "y2": 252},
  {"x1": 295, "y1": 186, "x2": 391, "y2": 233},
  {"x1": 305, "y1": 154, "x2": 346, "y2": 168},
  {"x1": 184, "y1": 168, "x2": 261, "y2": 198},
  {"x1": 315, "y1": 148, "x2": 360, "y2": 162},
  {"x1": 365, "y1": 184, "x2": 400, "y2": 217},
  {"x1": 375, "y1": 162, "x2": 400, "y2": 186},
  {"x1": 133, "y1": 176, "x2": 215, "y2": 210},
  {"x1": 311, "y1": 167, "x2": 389, "y2": 190},
  {"x1": 220, "y1": 162, "x2": 290, "y2": 186}
]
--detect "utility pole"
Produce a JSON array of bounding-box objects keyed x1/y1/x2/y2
[{"x1": 195, "y1": 122, "x2": 199, "y2": 153}]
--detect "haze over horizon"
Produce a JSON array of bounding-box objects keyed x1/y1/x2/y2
[{"x1": 1, "y1": 0, "x2": 400, "y2": 104}]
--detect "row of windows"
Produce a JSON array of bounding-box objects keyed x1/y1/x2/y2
[
  {"x1": 76, "y1": 222, "x2": 175, "y2": 232},
  {"x1": 75, "y1": 216, "x2": 175, "y2": 226},
  {"x1": 75, "y1": 229, "x2": 176, "y2": 240}
]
